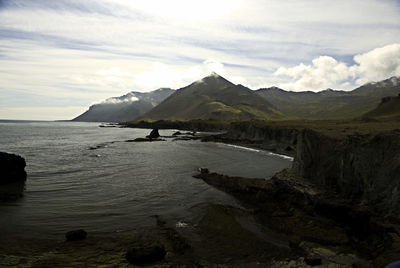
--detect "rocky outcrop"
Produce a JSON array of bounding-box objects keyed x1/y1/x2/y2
[
  {"x1": 217, "y1": 121, "x2": 400, "y2": 222},
  {"x1": 126, "y1": 119, "x2": 229, "y2": 131},
  {"x1": 226, "y1": 121, "x2": 299, "y2": 146},
  {"x1": 0, "y1": 152, "x2": 27, "y2": 184},
  {"x1": 0, "y1": 152, "x2": 27, "y2": 201},
  {"x1": 146, "y1": 128, "x2": 160, "y2": 139},
  {"x1": 200, "y1": 121, "x2": 298, "y2": 156},
  {"x1": 293, "y1": 129, "x2": 400, "y2": 221}
]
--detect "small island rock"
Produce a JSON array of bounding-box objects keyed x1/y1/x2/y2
[
  {"x1": 0, "y1": 152, "x2": 27, "y2": 184},
  {"x1": 65, "y1": 229, "x2": 87, "y2": 241},
  {"x1": 146, "y1": 128, "x2": 160, "y2": 139}
]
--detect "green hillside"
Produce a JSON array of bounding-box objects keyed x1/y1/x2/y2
[
  {"x1": 256, "y1": 76, "x2": 400, "y2": 120},
  {"x1": 139, "y1": 73, "x2": 285, "y2": 121},
  {"x1": 362, "y1": 95, "x2": 400, "y2": 121}
]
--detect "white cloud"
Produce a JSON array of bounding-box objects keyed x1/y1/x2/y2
[
  {"x1": 354, "y1": 43, "x2": 400, "y2": 84},
  {"x1": 274, "y1": 43, "x2": 400, "y2": 91},
  {"x1": 101, "y1": 93, "x2": 139, "y2": 104},
  {"x1": 0, "y1": 0, "x2": 399, "y2": 119}
]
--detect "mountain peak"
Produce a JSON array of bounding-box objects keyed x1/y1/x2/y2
[
  {"x1": 203, "y1": 71, "x2": 224, "y2": 80},
  {"x1": 195, "y1": 72, "x2": 234, "y2": 86}
]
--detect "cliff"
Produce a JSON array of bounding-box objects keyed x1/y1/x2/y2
[
  {"x1": 217, "y1": 121, "x2": 400, "y2": 221},
  {"x1": 293, "y1": 128, "x2": 400, "y2": 221},
  {"x1": 195, "y1": 121, "x2": 400, "y2": 266}
]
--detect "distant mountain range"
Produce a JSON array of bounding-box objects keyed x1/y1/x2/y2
[
  {"x1": 72, "y1": 88, "x2": 173, "y2": 123},
  {"x1": 256, "y1": 76, "x2": 400, "y2": 120},
  {"x1": 73, "y1": 74, "x2": 400, "y2": 123},
  {"x1": 139, "y1": 72, "x2": 283, "y2": 121}
]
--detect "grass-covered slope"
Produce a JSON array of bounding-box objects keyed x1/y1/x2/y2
[
  {"x1": 139, "y1": 73, "x2": 285, "y2": 121},
  {"x1": 362, "y1": 95, "x2": 400, "y2": 121}
]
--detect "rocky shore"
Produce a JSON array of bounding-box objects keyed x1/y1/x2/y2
[{"x1": 0, "y1": 151, "x2": 27, "y2": 200}]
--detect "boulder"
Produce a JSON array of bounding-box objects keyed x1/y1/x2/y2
[
  {"x1": 0, "y1": 152, "x2": 27, "y2": 184},
  {"x1": 126, "y1": 243, "x2": 166, "y2": 265},
  {"x1": 146, "y1": 128, "x2": 160, "y2": 139},
  {"x1": 198, "y1": 167, "x2": 209, "y2": 174},
  {"x1": 65, "y1": 229, "x2": 87, "y2": 241}
]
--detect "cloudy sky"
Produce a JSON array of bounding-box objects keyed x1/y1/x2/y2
[{"x1": 0, "y1": 0, "x2": 399, "y2": 120}]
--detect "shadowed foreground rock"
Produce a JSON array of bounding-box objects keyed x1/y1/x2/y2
[
  {"x1": 65, "y1": 229, "x2": 87, "y2": 242},
  {"x1": 0, "y1": 152, "x2": 27, "y2": 184},
  {"x1": 126, "y1": 243, "x2": 166, "y2": 265},
  {"x1": 194, "y1": 170, "x2": 398, "y2": 267},
  {"x1": 0, "y1": 152, "x2": 27, "y2": 201}
]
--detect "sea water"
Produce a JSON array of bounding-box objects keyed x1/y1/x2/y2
[{"x1": 0, "y1": 121, "x2": 291, "y2": 238}]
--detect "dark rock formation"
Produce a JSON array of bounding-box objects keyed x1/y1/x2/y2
[
  {"x1": 0, "y1": 152, "x2": 27, "y2": 184},
  {"x1": 0, "y1": 152, "x2": 27, "y2": 201},
  {"x1": 65, "y1": 229, "x2": 87, "y2": 241},
  {"x1": 198, "y1": 167, "x2": 209, "y2": 174},
  {"x1": 126, "y1": 119, "x2": 229, "y2": 132},
  {"x1": 126, "y1": 137, "x2": 165, "y2": 142},
  {"x1": 293, "y1": 129, "x2": 400, "y2": 220},
  {"x1": 146, "y1": 128, "x2": 160, "y2": 139},
  {"x1": 125, "y1": 243, "x2": 166, "y2": 265},
  {"x1": 194, "y1": 170, "x2": 393, "y2": 265},
  {"x1": 200, "y1": 121, "x2": 298, "y2": 156}
]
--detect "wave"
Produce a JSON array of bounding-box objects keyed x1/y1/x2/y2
[{"x1": 221, "y1": 143, "x2": 294, "y2": 161}]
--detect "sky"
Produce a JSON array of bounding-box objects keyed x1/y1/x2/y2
[{"x1": 0, "y1": 0, "x2": 399, "y2": 120}]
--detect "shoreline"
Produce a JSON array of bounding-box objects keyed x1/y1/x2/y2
[{"x1": 1, "y1": 120, "x2": 399, "y2": 267}]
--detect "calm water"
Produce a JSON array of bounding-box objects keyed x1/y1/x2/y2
[{"x1": 0, "y1": 121, "x2": 291, "y2": 238}]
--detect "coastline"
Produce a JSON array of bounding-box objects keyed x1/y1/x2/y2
[
  {"x1": 124, "y1": 119, "x2": 400, "y2": 266},
  {"x1": 1, "y1": 120, "x2": 399, "y2": 267}
]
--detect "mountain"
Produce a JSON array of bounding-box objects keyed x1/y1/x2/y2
[
  {"x1": 256, "y1": 76, "x2": 400, "y2": 120},
  {"x1": 138, "y1": 73, "x2": 284, "y2": 121},
  {"x1": 361, "y1": 94, "x2": 400, "y2": 121},
  {"x1": 73, "y1": 88, "x2": 174, "y2": 123}
]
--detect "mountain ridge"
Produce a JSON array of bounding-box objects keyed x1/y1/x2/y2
[
  {"x1": 73, "y1": 88, "x2": 174, "y2": 123},
  {"x1": 256, "y1": 76, "x2": 400, "y2": 120},
  {"x1": 74, "y1": 74, "x2": 400, "y2": 123},
  {"x1": 138, "y1": 73, "x2": 284, "y2": 121}
]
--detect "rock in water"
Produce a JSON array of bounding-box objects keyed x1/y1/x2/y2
[
  {"x1": 305, "y1": 257, "x2": 322, "y2": 266},
  {"x1": 65, "y1": 229, "x2": 87, "y2": 241},
  {"x1": 146, "y1": 128, "x2": 160, "y2": 139},
  {"x1": 198, "y1": 167, "x2": 209, "y2": 174},
  {"x1": 126, "y1": 243, "x2": 166, "y2": 265},
  {"x1": 0, "y1": 152, "x2": 27, "y2": 184}
]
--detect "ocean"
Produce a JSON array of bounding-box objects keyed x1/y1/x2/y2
[{"x1": 0, "y1": 121, "x2": 292, "y2": 238}]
